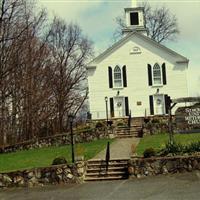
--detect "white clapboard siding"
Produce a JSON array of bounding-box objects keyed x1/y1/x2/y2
[{"x1": 87, "y1": 34, "x2": 188, "y2": 119}]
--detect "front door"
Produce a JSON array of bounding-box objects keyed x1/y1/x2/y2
[
  {"x1": 114, "y1": 97, "x2": 125, "y2": 118},
  {"x1": 154, "y1": 94, "x2": 165, "y2": 115}
]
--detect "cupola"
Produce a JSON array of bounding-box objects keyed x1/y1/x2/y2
[{"x1": 122, "y1": 0, "x2": 147, "y2": 36}]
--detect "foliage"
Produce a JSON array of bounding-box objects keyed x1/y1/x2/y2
[
  {"x1": 143, "y1": 148, "x2": 156, "y2": 158},
  {"x1": 159, "y1": 142, "x2": 184, "y2": 156},
  {"x1": 0, "y1": 139, "x2": 114, "y2": 172},
  {"x1": 52, "y1": 156, "x2": 67, "y2": 165},
  {"x1": 0, "y1": 0, "x2": 93, "y2": 147},
  {"x1": 136, "y1": 133, "x2": 200, "y2": 156},
  {"x1": 159, "y1": 140, "x2": 200, "y2": 156},
  {"x1": 185, "y1": 141, "x2": 200, "y2": 153},
  {"x1": 151, "y1": 118, "x2": 160, "y2": 124}
]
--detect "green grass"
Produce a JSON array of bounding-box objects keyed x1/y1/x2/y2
[
  {"x1": 136, "y1": 133, "x2": 200, "y2": 156},
  {"x1": 0, "y1": 139, "x2": 114, "y2": 173}
]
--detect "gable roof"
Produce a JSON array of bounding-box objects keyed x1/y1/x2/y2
[{"x1": 87, "y1": 31, "x2": 189, "y2": 67}]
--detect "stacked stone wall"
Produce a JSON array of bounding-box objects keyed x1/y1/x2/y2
[{"x1": 128, "y1": 155, "x2": 200, "y2": 178}]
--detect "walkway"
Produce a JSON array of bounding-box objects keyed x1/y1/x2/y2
[
  {"x1": 1, "y1": 172, "x2": 200, "y2": 200},
  {"x1": 93, "y1": 137, "x2": 140, "y2": 159}
]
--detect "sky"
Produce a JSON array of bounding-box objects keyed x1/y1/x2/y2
[{"x1": 37, "y1": 0, "x2": 200, "y2": 96}]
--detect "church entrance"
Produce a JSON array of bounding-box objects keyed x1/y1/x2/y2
[
  {"x1": 154, "y1": 94, "x2": 165, "y2": 115},
  {"x1": 114, "y1": 97, "x2": 125, "y2": 118}
]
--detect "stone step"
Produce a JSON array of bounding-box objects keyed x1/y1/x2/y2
[
  {"x1": 86, "y1": 171, "x2": 126, "y2": 177},
  {"x1": 87, "y1": 159, "x2": 128, "y2": 164},
  {"x1": 115, "y1": 127, "x2": 142, "y2": 130},
  {"x1": 85, "y1": 159, "x2": 129, "y2": 181},
  {"x1": 116, "y1": 135, "x2": 136, "y2": 138},
  {"x1": 87, "y1": 163, "x2": 128, "y2": 169},
  {"x1": 86, "y1": 166, "x2": 127, "y2": 173},
  {"x1": 115, "y1": 130, "x2": 138, "y2": 133},
  {"x1": 84, "y1": 175, "x2": 128, "y2": 181},
  {"x1": 115, "y1": 132, "x2": 138, "y2": 135}
]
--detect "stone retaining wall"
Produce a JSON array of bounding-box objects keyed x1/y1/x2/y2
[
  {"x1": 128, "y1": 155, "x2": 200, "y2": 178},
  {"x1": 0, "y1": 128, "x2": 112, "y2": 153},
  {"x1": 0, "y1": 161, "x2": 86, "y2": 188}
]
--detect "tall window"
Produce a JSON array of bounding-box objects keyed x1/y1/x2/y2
[
  {"x1": 114, "y1": 65, "x2": 122, "y2": 87},
  {"x1": 153, "y1": 63, "x2": 162, "y2": 85}
]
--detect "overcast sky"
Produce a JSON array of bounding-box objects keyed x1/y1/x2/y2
[{"x1": 38, "y1": 0, "x2": 200, "y2": 96}]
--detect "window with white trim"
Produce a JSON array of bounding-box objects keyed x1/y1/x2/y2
[
  {"x1": 114, "y1": 65, "x2": 122, "y2": 88},
  {"x1": 153, "y1": 63, "x2": 162, "y2": 85}
]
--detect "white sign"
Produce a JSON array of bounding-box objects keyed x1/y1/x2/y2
[{"x1": 185, "y1": 108, "x2": 200, "y2": 125}]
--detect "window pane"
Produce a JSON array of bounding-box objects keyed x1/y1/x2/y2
[
  {"x1": 153, "y1": 64, "x2": 161, "y2": 85},
  {"x1": 114, "y1": 66, "x2": 122, "y2": 87}
]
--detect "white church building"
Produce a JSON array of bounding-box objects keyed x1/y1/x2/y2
[{"x1": 86, "y1": 2, "x2": 189, "y2": 120}]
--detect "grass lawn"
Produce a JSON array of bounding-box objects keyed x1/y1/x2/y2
[
  {"x1": 136, "y1": 133, "x2": 200, "y2": 156},
  {"x1": 0, "y1": 139, "x2": 114, "y2": 173}
]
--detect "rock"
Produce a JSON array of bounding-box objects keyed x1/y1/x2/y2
[
  {"x1": 35, "y1": 170, "x2": 41, "y2": 179},
  {"x1": 192, "y1": 160, "x2": 198, "y2": 169},
  {"x1": 57, "y1": 174, "x2": 63, "y2": 181},
  {"x1": 45, "y1": 172, "x2": 51, "y2": 177},
  {"x1": 28, "y1": 177, "x2": 38, "y2": 186},
  {"x1": 13, "y1": 176, "x2": 24, "y2": 186},
  {"x1": 56, "y1": 168, "x2": 63, "y2": 175},
  {"x1": 66, "y1": 173, "x2": 73, "y2": 179},
  {"x1": 2, "y1": 175, "x2": 12, "y2": 184},
  {"x1": 166, "y1": 161, "x2": 176, "y2": 172},
  {"x1": 42, "y1": 177, "x2": 50, "y2": 184},
  {"x1": 162, "y1": 166, "x2": 168, "y2": 174},
  {"x1": 28, "y1": 181, "x2": 33, "y2": 188},
  {"x1": 136, "y1": 174, "x2": 141, "y2": 178},
  {"x1": 128, "y1": 167, "x2": 134, "y2": 174},
  {"x1": 27, "y1": 171, "x2": 34, "y2": 179},
  {"x1": 144, "y1": 171, "x2": 149, "y2": 176},
  {"x1": 0, "y1": 181, "x2": 4, "y2": 187},
  {"x1": 77, "y1": 167, "x2": 84, "y2": 176},
  {"x1": 188, "y1": 164, "x2": 193, "y2": 172},
  {"x1": 63, "y1": 168, "x2": 71, "y2": 175},
  {"x1": 151, "y1": 161, "x2": 160, "y2": 169}
]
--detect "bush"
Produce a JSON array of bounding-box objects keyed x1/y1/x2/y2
[
  {"x1": 151, "y1": 118, "x2": 160, "y2": 123},
  {"x1": 143, "y1": 148, "x2": 156, "y2": 158},
  {"x1": 52, "y1": 156, "x2": 67, "y2": 165},
  {"x1": 166, "y1": 142, "x2": 184, "y2": 154},
  {"x1": 184, "y1": 141, "x2": 200, "y2": 153},
  {"x1": 159, "y1": 141, "x2": 184, "y2": 156}
]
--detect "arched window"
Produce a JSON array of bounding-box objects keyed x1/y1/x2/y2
[
  {"x1": 114, "y1": 66, "x2": 122, "y2": 87},
  {"x1": 153, "y1": 63, "x2": 161, "y2": 85}
]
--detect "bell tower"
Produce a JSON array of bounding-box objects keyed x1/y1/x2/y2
[{"x1": 122, "y1": 0, "x2": 147, "y2": 36}]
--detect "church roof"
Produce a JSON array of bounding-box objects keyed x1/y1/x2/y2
[{"x1": 87, "y1": 31, "x2": 189, "y2": 68}]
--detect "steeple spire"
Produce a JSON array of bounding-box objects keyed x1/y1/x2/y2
[{"x1": 131, "y1": 0, "x2": 137, "y2": 8}]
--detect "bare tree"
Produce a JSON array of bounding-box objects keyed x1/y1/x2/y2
[
  {"x1": 47, "y1": 17, "x2": 93, "y2": 134},
  {"x1": 114, "y1": 2, "x2": 179, "y2": 43},
  {"x1": 0, "y1": 1, "x2": 93, "y2": 147}
]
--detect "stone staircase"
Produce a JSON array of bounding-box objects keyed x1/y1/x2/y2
[
  {"x1": 115, "y1": 125, "x2": 142, "y2": 138},
  {"x1": 84, "y1": 159, "x2": 129, "y2": 181}
]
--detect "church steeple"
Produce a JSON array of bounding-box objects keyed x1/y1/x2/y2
[{"x1": 122, "y1": 0, "x2": 147, "y2": 36}]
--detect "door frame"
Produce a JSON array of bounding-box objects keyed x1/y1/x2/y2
[
  {"x1": 153, "y1": 94, "x2": 166, "y2": 115},
  {"x1": 113, "y1": 96, "x2": 125, "y2": 118}
]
